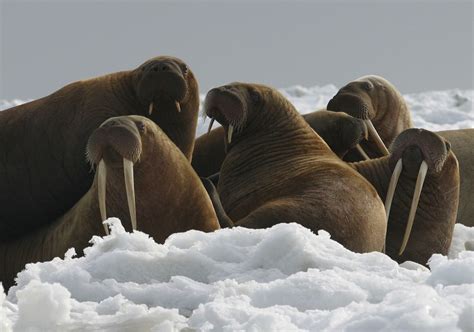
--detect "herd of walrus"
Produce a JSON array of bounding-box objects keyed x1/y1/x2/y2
[{"x1": 1, "y1": 56, "x2": 473, "y2": 290}]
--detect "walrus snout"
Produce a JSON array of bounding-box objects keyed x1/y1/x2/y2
[
  {"x1": 204, "y1": 87, "x2": 247, "y2": 126},
  {"x1": 327, "y1": 93, "x2": 370, "y2": 120},
  {"x1": 86, "y1": 119, "x2": 143, "y2": 167},
  {"x1": 136, "y1": 58, "x2": 188, "y2": 114},
  {"x1": 341, "y1": 116, "x2": 369, "y2": 149},
  {"x1": 390, "y1": 128, "x2": 449, "y2": 174}
]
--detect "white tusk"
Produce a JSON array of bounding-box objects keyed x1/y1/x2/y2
[
  {"x1": 227, "y1": 125, "x2": 234, "y2": 144},
  {"x1": 207, "y1": 118, "x2": 215, "y2": 135},
  {"x1": 175, "y1": 101, "x2": 181, "y2": 113},
  {"x1": 97, "y1": 159, "x2": 109, "y2": 235},
  {"x1": 355, "y1": 144, "x2": 370, "y2": 160},
  {"x1": 385, "y1": 159, "x2": 403, "y2": 219},
  {"x1": 148, "y1": 102, "x2": 154, "y2": 115},
  {"x1": 365, "y1": 120, "x2": 390, "y2": 156},
  {"x1": 383, "y1": 159, "x2": 403, "y2": 254},
  {"x1": 399, "y1": 160, "x2": 428, "y2": 256},
  {"x1": 123, "y1": 158, "x2": 137, "y2": 232}
]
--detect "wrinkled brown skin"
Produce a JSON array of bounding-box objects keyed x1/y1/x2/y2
[
  {"x1": 352, "y1": 128, "x2": 459, "y2": 265},
  {"x1": 437, "y1": 129, "x2": 474, "y2": 227},
  {"x1": 327, "y1": 75, "x2": 412, "y2": 160},
  {"x1": 192, "y1": 109, "x2": 368, "y2": 177},
  {"x1": 0, "y1": 116, "x2": 219, "y2": 290},
  {"x1": 205, "y1": 83, "x2": 387, "y2": 253},
  {"x1": 0, "y1": 56, "x2": 200, "y2": 240}
]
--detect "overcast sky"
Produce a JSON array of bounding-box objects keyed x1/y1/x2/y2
[{"x1": 0, "y1": 0, "x2": 472, "y2": 100}]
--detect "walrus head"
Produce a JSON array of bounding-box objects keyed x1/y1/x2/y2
[
  {"x1": 86, "y1": 116, "x2": 158, "y2": 234},
  {"x1": 327, "y1": 76, "x2": 397, "y2": 156},
  {"x1": 303, "y1": 110, "x2": 369, "y2": 159},
  {"x1": 204, "y1": 82, "x2": 295, "y2": 151},
  {"x1": 384, "y1": 128, "x2": 455, "y2": 256},
  {"x1": 133, "y1": 56, "x2": 196, "y2": 115}
]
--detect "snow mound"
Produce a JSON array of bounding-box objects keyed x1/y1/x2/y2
[{"x1": 1, "y1": 220, "x2": 473, "y2": 331}]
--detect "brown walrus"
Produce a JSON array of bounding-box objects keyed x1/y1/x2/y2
[
  {"x1": 436, "y1": 129, "x2": 474, "y2": 227},
  {"x1": 327, "y1": 75, "x2": 412, "y2": 160},
  {"x1": 204, "y1": 82, "x2": 387, "y2": 253},
  {"x1": 0, "y1": 56, "x2": 199, "y2": 240},
  {"x1": 192, "y1": 109, "x2": 368, "y2": 177},
  {"x1": 353, "y1": 128, "x2": 460, "y2": 264},
  {"x1": 0, "y1": 116, "x2": 219, "y2": 290},
  {"x1": 327, "y1": 84, "x2": 473, "y2": 228}
]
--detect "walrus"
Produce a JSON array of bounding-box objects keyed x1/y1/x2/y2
[
  {"x1": 0, "y1": 56, "x2": 199, "y2": 240},
  {"x1": 192, "y1": 109, "x2": 368, "y2": 177},
  {"x1": 436, "y1": 129, "x2": 474, "y2": 227},
  {"x1": 203, "y1": 82, "x2": 387, "y2": 253},
  {"x1": 0, "y1": 115, "x2": 219, "y2": 290},
  {"x1": 327, "y1": 75, "x2": 412, "y2": 160},
  {"x1": 325, "y1": 82, "x2": 473, "y2": 228},
  {"x1": 352, "y1": 128, "x2": 460, "y2": 264}
]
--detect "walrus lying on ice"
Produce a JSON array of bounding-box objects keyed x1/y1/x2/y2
[
  {"x1": 351, "y1": 128, "x2": 460, "y2": 264},
  {"x1": 327, "y1": 77, "x2": 472, "y2": 227},
  {"x1": 204, "y1": 82, "x2": 387, "y2": 253},
  {"x1": 203, "y1": 83, "x2": 459, "y2": 265},
  {"x1": 0, "y1": 116, "x2": 219, "y2": 290},
  {"x1": 0, "y1": 56, "x2": 200, "y2": 240}
]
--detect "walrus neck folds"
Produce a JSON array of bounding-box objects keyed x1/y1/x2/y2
[{"x1": 109, "y1": 72, "x2": 141, "y2": 112}]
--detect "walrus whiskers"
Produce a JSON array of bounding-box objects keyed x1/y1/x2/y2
[
  {"x1": 365, "y1": 119, "x2": 390, "y2": 155},
  {"x1": 123, "y1": 158, "x2": 137, "y2": 231},
  {"x1": 399, "y1": 160, "x2": 428, "y2": 255},
  {"x1": 97, "y1": 159, "x2": 109, "y2": 235}
]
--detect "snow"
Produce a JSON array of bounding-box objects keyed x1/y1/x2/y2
[{"x1": 1, "y1": 86, "x2": 473, "y2": 331}]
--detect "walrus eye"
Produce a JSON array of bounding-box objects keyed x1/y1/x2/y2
[
  {"x1": 135, "y1": 121, "x2": 146, "y2": 133},
  {"x1": 249, "y1": 90, "x2": 260, "y2": 105},
  {"x1": 445, "y1": 140, "x2": 451, "y2": 153},
  {"x1": 181, "y1": 64, "x2": 188, "y2": 75},
  {"x1": 362, "y1": 82, "x2": 374, "y2": 91}
]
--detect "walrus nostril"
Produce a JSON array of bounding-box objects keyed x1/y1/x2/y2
[{"x1": 150, "y1": 63, "x2": 171, "y2": 73}]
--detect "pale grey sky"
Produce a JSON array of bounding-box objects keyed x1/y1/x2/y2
[{"x1": 0, "y1": 0, "x2": 473, "y2": 100}]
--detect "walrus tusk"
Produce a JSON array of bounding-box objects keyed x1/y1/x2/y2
[
  {"x1": 97, "y1": 159, "x2": 109, "y2": 235},
  {"x1": 227, "y1": 124, "x2": 234, "y2": 144},
  {"x1": 175, "y1": 101, "x2": 181, "y2": 113},
  {"x1": 383, "y1": 159, "x2": 403, "y2": 253},
  {"x1": 385, "y1": 159, "x2": 403, "y2": 220},
  {"x1": 365, "y1": 120, "x2": 390, "y2": 155},
  {"x1": 399, "y1": 160, "x2": 428, "y2": 255},
  {"x1": 123, "y1": 158, "x2": 137, "y2": 231},
  {"x1": 148, "y1": 102, "x2": 154, "y2": 115},
  {"x1": 207, "y1": 118, "x2": 215, "y2": 135},
  {"x1": 355, "y1": 144, "x2": 370, "y2": 160}
]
